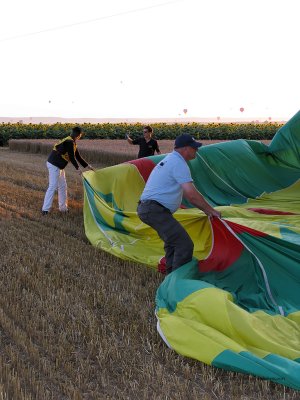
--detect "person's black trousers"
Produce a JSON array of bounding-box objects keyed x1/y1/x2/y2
[{"x1": 137, "y1": 200, "x2": 194, "y2": 274}]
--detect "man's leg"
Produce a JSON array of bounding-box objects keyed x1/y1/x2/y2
[
  {"x1": 167, "y1": 223, "x2": 194, "y2": 271},
  {"x1": 42, "y1": 162, "x2": 59, "y2": 212},
  {"x1": 58, "y1": 169, "x2": 68, "y2": 212},
  {"x1": 137, "y1": 201, "x2": 194, "y2": 273},
  {"x1": 138, "y1": 202, "x2": 174, "y2": 270},
  {"x1": 156, "y1": 216, "x2": 193, "y2": 272},
  {"x1": 163, "y1": 241, "x2": 175, "y2": 275}
]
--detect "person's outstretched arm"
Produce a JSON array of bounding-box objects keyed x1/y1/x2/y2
[
  {"x1": 155, "y1": 141, "x2": 161, "y2": 155},
  {"x1": 126, "y1": 134, "x2": 133, "y2": 145},
  {"x1": 182, "y1": 182, "x2": 221, "y2": 218},
  {"x1": 75, "y1": 149, "x2": 95, "y2": 172}
]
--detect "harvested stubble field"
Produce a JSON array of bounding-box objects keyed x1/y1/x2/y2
[
  {"x1": 0, "y1": 146, "x2": 296, "y2": 400},
  {"x1": 8, "y1": 138, "x2": 272, "y2": 166}
]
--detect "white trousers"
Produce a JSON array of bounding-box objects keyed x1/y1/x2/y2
[{"x1": 42, "y1": 162, "x2": 68, "y2": 212}]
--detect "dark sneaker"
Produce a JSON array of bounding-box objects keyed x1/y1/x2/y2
[{"x1": 42, "y1": 210, "x2": 48, "y2": 215}]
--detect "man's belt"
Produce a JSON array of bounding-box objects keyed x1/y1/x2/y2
[{"x1": 138, "y1": 199, "x2": 166, "y2": 208}]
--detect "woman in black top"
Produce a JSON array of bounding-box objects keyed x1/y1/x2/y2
[{"x1": 41, "y1": 126, "x2": 94, "y2": 215}]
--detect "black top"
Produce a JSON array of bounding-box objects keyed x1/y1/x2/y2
[
  {"x1": 47, "y1": 137, "x2": 88, "y2": 170},
  {"x1": 132, "y1": 137, "x2": 160, "y2": 158}
]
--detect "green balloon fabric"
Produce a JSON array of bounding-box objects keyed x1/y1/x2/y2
[
  {"x1": 83, "y1": 111, "x2": 300, "y2": 390},
  {"x1": 156, "y1": 111, "x2": 300, "y2": 390}
]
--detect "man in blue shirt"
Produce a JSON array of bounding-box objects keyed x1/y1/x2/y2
[{"x1": 137, "y1": 133, "x2": 221, "y2": 274}]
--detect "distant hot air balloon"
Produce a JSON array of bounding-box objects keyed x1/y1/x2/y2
[
  {"x1": 268, "y1": 117, "x2": 272, "y2": 121},
  {"x1": 217, "y1": 116, "x2": 221, "y2": 121},
  {"x1": 240, "y1": 107, "x2": 244, "y2": 113},
  {"x1": 183, "y1": 109, "x2": 188, "y2": 115}
]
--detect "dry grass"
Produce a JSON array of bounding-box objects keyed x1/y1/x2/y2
[
  {"x1": 8, "y1": 138, "x2": 271, "y2": 167},
  {"x1": 0, "y1": 148, "x2": 297, "y2": 400}
]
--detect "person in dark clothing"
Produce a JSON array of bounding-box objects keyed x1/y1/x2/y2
[
  {"x1": 126, "y1": 125, "x2": 161, "y2": 158},
  {"x1": 41, "y1": 126, "x2": 94, "y2": 215}
]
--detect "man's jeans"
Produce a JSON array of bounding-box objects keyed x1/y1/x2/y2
[{"x1": 137, "y1": 200, "x2": 194, "y2": 274}]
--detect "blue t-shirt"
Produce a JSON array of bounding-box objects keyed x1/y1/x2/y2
[{"x1": 140, "y1": 150, "x2": 193, "y2": 213}]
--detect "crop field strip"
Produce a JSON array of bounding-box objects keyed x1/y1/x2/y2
[
  {"x1": 7, "y1": 139, "x2": 230, "y2": 167},
  {"x1": 0, "y1": 148, "x2": 297, "y2": 399},
  {"x1": 8, "y1": 139, "x2": 271, "y2": 167}
]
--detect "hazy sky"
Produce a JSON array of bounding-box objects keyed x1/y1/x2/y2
[{"x1": 0, "y1": 0, "x2": 299, "y2": 119}]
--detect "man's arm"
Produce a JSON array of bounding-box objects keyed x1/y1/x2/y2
[
  {"x1": 75, "y1": 149, "x2": 95, "y2": 172},
  {"x1": 182, "y1": 182, "x2": 221, "y2": 218},
  {"x1": 75, "y1": 148, "x2": 88, "y2": 168},
  {"x1": 155, "y1": 141, "x2": 161, "y2": 155},
  {"x1": 65, "y1": 141, "x2": 79, "y2": 169},
  {"x1": 126, "y1": 134, "x2": 134, "y2": 145}
]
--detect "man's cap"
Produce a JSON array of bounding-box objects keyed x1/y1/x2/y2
[{"x1": 174, "y1": 134, "x2": 202, "y2": 149}]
